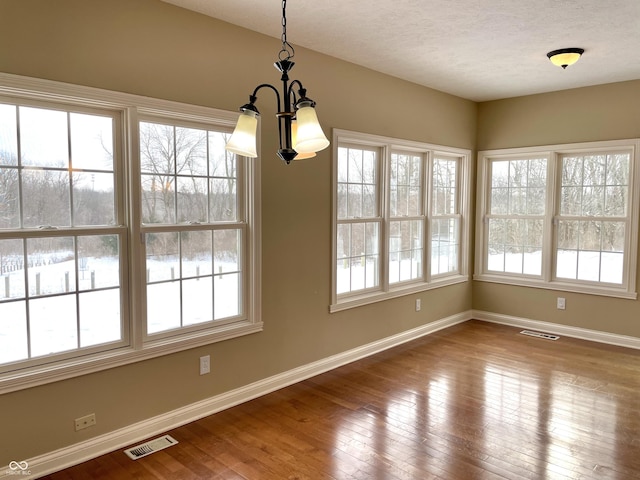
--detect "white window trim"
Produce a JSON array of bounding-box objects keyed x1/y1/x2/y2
[
  {"x1": 474, "y1": 139, "x2": 640, "y2": 300},
  {"x1": 331, "y1": 129, "x2": 471, "y2": 312},
  {"x1": 0, "y1": 73, "x2": 262, "y2": 394}
]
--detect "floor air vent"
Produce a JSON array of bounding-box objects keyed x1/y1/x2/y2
[
  {"x1": 520, "y1": 330, "x2": 560, "y2": 341},
  {"x1": 124, "y1": 435, "x2": 178, "y2": 460}
]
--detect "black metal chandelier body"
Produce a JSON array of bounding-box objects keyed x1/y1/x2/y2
[{"x1": 225, "y1": 0, "x2": 329, "y2": 163}]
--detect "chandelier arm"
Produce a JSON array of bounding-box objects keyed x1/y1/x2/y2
[
  {"x1": 250, "y1": 83, "x2": 282, "y2": 112},
  {"x1": 287, "y1": 79, "x2": 304, "y2": 106}
]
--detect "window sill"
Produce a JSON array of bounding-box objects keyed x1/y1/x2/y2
[
  {"x1": 0, "y1": 320, "x2": 263, "y2": 395},
  {"x1": 330, "y1": 275, "x2": 469, "y2": 313},
  {"x1": 473, "y1": 273, "x2": 637, "y2": 300}
]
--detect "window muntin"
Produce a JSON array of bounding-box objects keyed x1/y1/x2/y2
[
  {"x1": 0, "y1": 101, "x2": 124, "y2": 370},
  {"x1": 332, "y1": 130, "x2": 470, "y2": 311},
  {"x1": 476, "y1": 141, "x2": 638, "y2": 298}
]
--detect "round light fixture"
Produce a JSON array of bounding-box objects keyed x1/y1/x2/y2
[{"x1": 547, "y1": 48, "x2": 584, "y2": 69}]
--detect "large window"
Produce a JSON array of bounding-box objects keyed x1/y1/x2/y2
[
  {"x1": 139, "y1": 119, "x2": 245, "y2": 337},
  {"x1": 475, "y1": 140, "x2": 639, "y2": 298},
  {"x1": 0, "y1": 103, "x2": 124, "y2": 369},
  {"x1": 0, "y1": 74, "x2": 261, "y2": 392},
  {"x1": 332, "y1": 130, "x2": 471, "y2": 311}
]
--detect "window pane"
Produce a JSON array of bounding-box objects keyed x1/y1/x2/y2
[
  {"x1": 183, "y1": 277, "x2": 213, "y2": 326},
  {"x1": 0, "y1": 104, "x2": 18, "y2": 166},
  {"x1": 561, "y1": 153, "x2": 630, "y2": 218},
  {"x1": 0, "y1": 238, "x2": 25, "y2": 300},
  {"x1": 73, "y1": 171, "x2": 115, "y2": 225},
  {"x1": 70, "y1": 113, "x2": 113, "y2": 171},
  {"x1": 604, "y1": 186, "x2": 627, "y2": 216},
  {"x1": 391, "y1": 153, "x2": 422, "y2": 217},
  {"x1": 146, "y1": 232, "x2": 179, "y2": 283},
  {"x1": 20, "y1": 106, "x2": 68, "y2": 168},
  {"x1": 30, "y1": 295, "x2": 77, "y2": 357},
  {"x1": 600, "y1": 252, "x2": 624, "y2": 284},
  {"x1": 182, "y1": 230, "x2": 212, "y2": 278},
  {"x1": 214, "y1": 229, "x2": 240, "y2": 275},
  {"x1": 22, "y1": 169, "x2": 71, "y2": 227},
  {"x1": 210, "y1": 177, "x2": 237, "y2": 221},
  {"x1": 177, "y1": 176, "x2": 208, "y2": 223},
  {"x1": 389, "y1": 220, "x2": 423, "y2": 283},
  {"x1": 336, "y1": 221, "x2": 379, "y2": 294},
  {"x1": 606, "y1": 154, "x2": 629, "y2": 186},
  {"x1": 141, "y1": 122, "x2": 238, "y2": 224},
  {"x1": 210, "y1": 133, "x2": 236, "y2": 178},
  {"x1": 556, "y1": 220, "x2": 625, "y2": 284},
  {"x1": 338, "y1": 146, "x2": 378, "y2": 220},
  {"x1": 0, "y1": 167, "x2": 20, "y2": 228},
  {"x1": 147, "y1": 281, "x2": 180, "y2": 334},
  {"x1": 79, "y1": 289, "x2": 121, "y2": 347},
  {"x1": 176, "y1": 126, "x2": 207, "y2": 176},
  {"x1": 140, "y1": 122, "x2": 174, "y2": 175},
  {"x1": 337, "y1": 183, "x2": 348, "y2": 219},
  {"x1": 27, "y1": 237, "x2": 76, "y2": 296},
  {"x1": 433, "y1": 157, "x2": 457, "y2": 216},
  {"x1": 487, "y1": 218, "x2": 542, "y2": 275},
  {"x1": 0, "y1": 301, "x2": 28, "y2": 363},
  {"x1": 215, "y1": 272, "x2": 240, "y2": 319},
  {"x1": 77, "y1": 235, "x2": 120, "y2": 290},
  {"x1": 432, "y1": 218, "x2": 459, "y2": 275},
  {"x1": 577, "y1": 251, "x2": 600, "y2": 282},
  {"x1": 141, "y1": 173, "x2": 176, "y2": 223}
]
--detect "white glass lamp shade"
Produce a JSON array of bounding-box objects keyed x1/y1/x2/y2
[
  {"x1": 547, "y1": 48, "x2": 584, "y2": 69},
  {"x1": 225, "y1": 110, "x2": 258, "y2": 158},
  {"x1": 291, "y1": 120, "x2": 316, "y2": 159},
  {"x1": 294, "y1": 105, "x2": 330, "y2": 154}
]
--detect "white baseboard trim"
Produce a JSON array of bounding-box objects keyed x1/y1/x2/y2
[
  {"x1": 7, "y1": 310, "x2": 472, "y2": 479},
  {"x1": 473, "y1": 310, "x2": 640, "y2": 350}
]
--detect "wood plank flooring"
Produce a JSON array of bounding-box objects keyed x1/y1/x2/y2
[{"x1": 42, "y1": 320, "x2": 640, "y2": 479}]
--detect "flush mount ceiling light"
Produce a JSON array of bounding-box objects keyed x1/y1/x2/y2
[
  {"x1": 547, "y1": 48, "x2": 585, "y2": 69},
  {"x1": 225, "y1": 0, "x2": 329, "y2": 164}
]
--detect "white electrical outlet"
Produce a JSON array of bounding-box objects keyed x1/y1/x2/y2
[
  {"x1": 416, "y1": 299, "x2": 421, "y2": 312},
  {"x1": 199, "y1": 355, "x2": 210, "y2": 375},
  {"x1": 557, "y1": 297, "x2": 566, "y2": 310},
  {"x1": 75, "y1": 413, "x2": 96, "y2": 431}
]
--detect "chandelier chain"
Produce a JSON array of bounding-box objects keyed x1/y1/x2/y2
[{"x1": 279, "y1": 0, "x2": 295, "y2": 61}]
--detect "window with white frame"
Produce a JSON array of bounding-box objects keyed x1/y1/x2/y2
[
  {"x1": 475, "y1": 140, "x2": 639, "y2": 298},
  {"x1": 0, "y1": 74, "x2": 261, "y2": 392},
  {"x1": 332, "y1": 130, "x2": 470, "y2": 311},
  {"x1": 139, "y1": 119, "x2": 245, "y2": 336},
  {"x1": 0, "y1": 100, "x2": 126, "y2": 370}
]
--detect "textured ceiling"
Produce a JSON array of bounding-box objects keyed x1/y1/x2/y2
[{"x1": 160, "y1": 0, "x2": 640, "y2": 101}]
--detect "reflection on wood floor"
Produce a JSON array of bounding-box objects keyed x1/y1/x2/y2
[{"x1": 43, "y1": 320, "x2": 640, "y2": 479}]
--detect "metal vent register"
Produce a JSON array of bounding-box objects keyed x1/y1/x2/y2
[
  {"x1": 520, "y1": 330, "x2": 560, "y2": 341},
  {"x1": 124, "y1": 435, "x2": 178, "y2": 460}
]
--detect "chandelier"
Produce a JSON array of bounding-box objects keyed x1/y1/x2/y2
[{"x1": 225, "y1": 0, "x2": 330, "y2": 163}]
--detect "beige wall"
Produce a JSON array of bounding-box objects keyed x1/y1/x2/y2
[
  {"x1": 0, "y1": 0, "x2": 476, "y2": 463},
  {"x1": 475, "y1": 80, "x2": 640, "y2": 338}
]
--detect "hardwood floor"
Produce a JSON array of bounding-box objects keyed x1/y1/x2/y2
[{"x1": 43, "y1": 320, "x2": 640, "y2": 479}]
